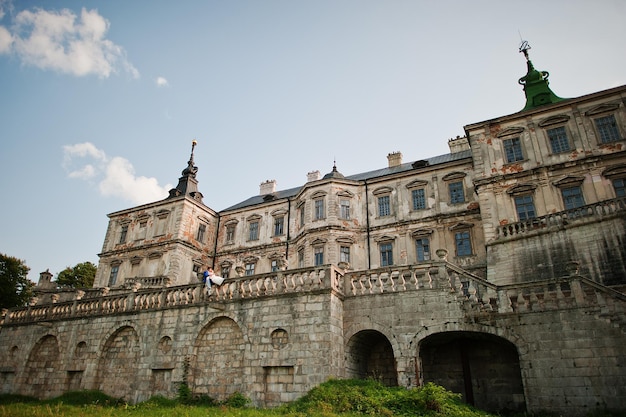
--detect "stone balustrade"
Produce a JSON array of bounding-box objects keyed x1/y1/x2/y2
[
  {"x1": 495, "y1": 197, "x2": 626, "y2": 239},
  {"x1": 2, "y1": 262, "x2": 625, "y2": 328}
]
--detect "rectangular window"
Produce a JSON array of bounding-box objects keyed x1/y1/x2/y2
[
  {"x1": 119, "y1": 225, "x2": 128, "y2": 244},
  {"x1": 503, "y1": 137, "x2": 524, "y2": 163},
  {"x1": 137, "y1": 221, "x2": 148, "y2": 240},
  {"x1": 455, "y1": 231, "x2": 472, "y2": 256},
  {"x1": 340, "y1": 199, "x2": 351, "y2": 220},
  {"x1": 449, "y1": 181, "x2": 465, "y2": 204},
  {"x1": 547, "y1": 126, "x2": 570, "y2": 154},
  {"x1": 314, "y1": 247, "x2": 324, "y2": 266},
  {"x1": 514, "y1": 195, "x2": 536, "y2": 221},
  {"x1": 299, "y1": 205, "x2": 305, "y2": 227},
  {"x1": 380, "y1": 243, "x2": 393, "y2": 266},
  {"x1": 248, "y1": 221, "x2": 259, "y2": 241},
  {"x1": 314, "y1": 199, "x2": 325, "y2": 220},
  {"x1": 245, "y1": 263, "x2": 255, "y2": 276},
  {"x1": 108, "y1": 265, "x2": 119, "y2": 287},
  {"x1": 561, "y1": 186, "x2": 585, "y2": 210},
  {"x1": 196, "y1": 223, "x2": 206, "y2": 242},
  {"x1": 613, "y1": 178, "x2": 626, "y2": 197},
  {"x1": 221, "y1": 266, "x2": 230, "y2": 278},
  {"x1": 226, "y1": 224, "x2": 235, "y2": 242},
  {"x1": 298, "y1": 249, "x2": 304, "y2": 268},
  {"x1": 340, "y1": 246, "x2": 350, "y2": 263},
  {"x1": 378, "y1": 195, "x2": 391, "y2": 216},
  {"x1": 271, "y1": 260, "x2": 279, "y2": 272},
  {"x1": 274, "y1": 217, "x2": 284, "y2": 236},
  {"x1": 595, "y1": 115, "x2": 621, "y2": 143},
  {"x1": 415, "y1": 238, "x2": 431, "y2": 262},
  {"x1": 412, "y1": 189, "x2": 426, "y2": 210}
]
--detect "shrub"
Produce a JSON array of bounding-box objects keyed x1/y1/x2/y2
[{"x1": 222, "y1": 391, "x2": 250, "y2": 408}]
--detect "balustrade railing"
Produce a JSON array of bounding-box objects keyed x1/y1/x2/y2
[
  {"x1": 0, "y1": 266, "x2": 344, "y2": 325},
  {"x1": 495, "y1": 197, "x2": 626, "y2": 239}
]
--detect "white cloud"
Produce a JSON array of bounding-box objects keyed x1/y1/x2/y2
[
  {"x1": 156, "y1": 76, "x2": 168, "y2": 87},
  {"x1": 63, "y1": 142, "x2": 170, "y2": 205},
  {"x1": 0, "y1": 7, "x2": 138, "y2": 78}
]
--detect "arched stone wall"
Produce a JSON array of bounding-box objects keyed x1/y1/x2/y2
[
  {"x1": 95, "y1": 326, "x2": 140, "y2": 401},
  {"x1": 345, "y1": 329, "x2": 397, "y2": 386},
  {"x1": 22, "y1": 335, "x2": 63, "y2": 398},
  {"x1": 419, "y1": 331, "x2": 525, "y2": 413},
  {"x1": 191, "y1": 316, "x2": 244, "y2": 399}
]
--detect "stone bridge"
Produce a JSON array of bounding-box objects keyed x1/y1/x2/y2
[{"x1": 1, "y1": 257, "x2": 625, "y2": 416}]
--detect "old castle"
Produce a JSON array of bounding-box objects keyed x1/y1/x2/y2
[{"x1": 1, "y1": 46, "x2": 625, "y2": 416}]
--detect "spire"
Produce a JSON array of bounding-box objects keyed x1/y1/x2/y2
[
  {"x1": 323, "y1": 159, "x2": 345, "y2": 179},
  {"x1": 167, "y1": 140, "x2": 204, "y2": 202},
  {"x1": 518, "y1": 41, "x2": 565, "y2": 111}
]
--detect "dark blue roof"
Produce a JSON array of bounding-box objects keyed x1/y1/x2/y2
[{"x1": 221, "y1": 150, "x2": 472, "y2": 212}]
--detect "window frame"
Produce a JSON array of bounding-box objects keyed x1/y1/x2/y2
[
  {"x1": 340, "y1": 245, "x2": 351, "y2": 263},
  {"x1": 314, "y1": 246, "x2": 324, "y2": 266},
  {"x1": 546, "y1": 126, "x2": 571, "y2": 154},
  {"x1": 415, "y1": 237, "x2": 431, "y2": 262},
  {"x1": 380, "y1": 242, "x2": 393, "y2": 266},
  {"x1": 514, "y1": 194, "x2": 536, "y2": 221},
  {"x1": 594, "y1": 114, "x2": 621, "y2": 144},
  {"x1": 411, "y1": 188, "x2": 427, "y2": 210},
  {"x1": 454, "y1": 230, "x2": 472, "y2": 257},
  {"x1": 449, "y1": 181, "x2": 465, "y2": 204},
  {"x1": 248, "y1": 220, "x2": 259, "y2": 241},
  {"x1": 377, "y1": 195, "x2": 391, "y2": 217},
  {"x1": 245, "y1": 262, "x2": 255, "y2": 276},
  {"x1": 119, "y1": 225, "x2": 128, "y2": 244},
  {"x1": 226, "y1": 224, "x2": 236, "y2": 242},
  {"x1": 108, "y1": 265, "x2": 119, "y2": 287},
  {"x1": 503, "y1": 137, "x2": 524, "y2": 163},
  {"x1": 339, "y1": 199, "x2": 351, "y2": 220},
  {"x1": 196, "y1": 223, "x2": 206, "y2": 242},
  {"x1": 273, "y1": 216, "x2": 284, "y2": 236},
  {"x1": 613, "y1": 178, "x2": 626, "y2": 197},
  {"x1": 314, "y1": 198, "x2": 325, "y2": 220},
  {"x1": 561, "y1": 186, "x2": 585, "y2": 210}
]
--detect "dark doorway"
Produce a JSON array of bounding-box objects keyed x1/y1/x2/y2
[
  {"x1": 346, "y1": 330, "x2": 397, "y2": 386},
  {"x1": 420, "y1": 331, "x2": 525, "y2": 413}
]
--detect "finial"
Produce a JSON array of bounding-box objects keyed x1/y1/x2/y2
[{"x1": 519, "y1": 40, "x2": 531, "y2": 61}]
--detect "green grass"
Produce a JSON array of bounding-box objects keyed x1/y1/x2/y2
[{"x1": 1, "y1": 380, "x2": 624, "y2": 417}]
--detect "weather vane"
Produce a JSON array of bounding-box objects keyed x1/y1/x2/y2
[{"x1": 519, "y1": 40, "x2": 531, "y2": 60}]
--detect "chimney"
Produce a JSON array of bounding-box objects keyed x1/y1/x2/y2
[
  {"x1": 307, "y1": 170, "x2": 321, "y2": 182},
  {"x1": 387, "y1": 151, "x2": 402, "y2": 168},
  {"x1": 259, "y1": 180, "x2": 276, "y2": 195},
  {"x1": 448, "y1": 135, "x2": 470, "y2": 153},
  {"x1": 37, "y1": 269, "x2": 55, "y2": 289}
]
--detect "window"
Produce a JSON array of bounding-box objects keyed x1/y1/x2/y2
[
  {"x1": 561, "y1": 186, "x2": 585, "y2": 210},
  {"x1": 378, "y1": 195, "x2": 391, "y2": 216},
  {"x1": 314, "y1": 247, "x2": 324, "y2": 266},
  {"x1": 415, "y1": 238, "x2": 431, "y2": 262},
  {"x1": 503, "y1": 137, "x2": 524, "y2": 163},
  {"x1": 226, "y1": 224, "x2": 236, "y2": 242},
  {"x1": 514, "y1": 195, "x2": 536, "y2": 221},
  {"x1": 412, "y1": 189, "x2": 426, "y2": 210},
  {"x1": 298, "y1": 248, "x2": 304, "y2": 268},
  {"x1": 340, "y1": 246, "x2": 350, "y2": 263},
  {"x1": 595, "y1": 115, "x2": 621, "y2": 143},
  {"x1": 108, "y1": 265, "x2": 119, "y2": 287},
  {"x1": 340, "y1": 199, "x2": 350, "y2": 220},
  {"x1": 196, "y1": 223, "x2": 206, "y2": 242},
  {"x1": 380, "y1": 243, "x2": 393, "y2": 266},
  {"x1": 455, "y1": 231, "x2": 472, "y2": 256},
  {"x1": 299, "y1": 205, "x2": 305, "y2": 227},
  {"x1": 119, "y1": 225, "x2": 128, "y2": 244},
  {"x1": 248, "y1": 221, "x2": 259, "y2": 241},
  {"x1": 245, "y1": 263, "x2": 255, "y2": 276},
  {"x1": 221, "y1": 265, "x2": 230, "y2": 278},
  {"x1": 271, "y1": 260, "x2": 279, "y2": 272},
  {"x1": 449, "y1": 181, "x2": 465, "y2": 204},
  {"x1": 314, "y1": 199, "x2": 325, "y2": 220},
  {"x1": 613, "y1": 178, "x2": 626, "y2": 197},
  {"x1": 547, "y1": 126, "x2": 570, "y2": 153},
  {"x1": 137, "y1": 221, "x2": 148, "y2": 240},
  {"x1": 273, "y1": 216, "x2": 284, "y2": 236}
]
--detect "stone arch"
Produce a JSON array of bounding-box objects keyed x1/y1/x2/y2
[
  {"x1": 419, "y1": 331, "x2": 525, "y2": 414},
  {"x1": 95, "y1": 325, "x2": 141, "y2": 402},
  {"x1": 345, "y1": 329, "x2": 397, "y2": 386},
  {"x1": 191, "y1": 316, "x2": 245, "y2": 400},
  {"x1": 22, "y1": 334, "x2": 63, "y2": 398}
]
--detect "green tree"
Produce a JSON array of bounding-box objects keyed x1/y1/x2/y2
[
  {"x1": 0, "y1": 253, "x2": 34, "y2": 309},
  {"x1": 56, "y1": 261, "x2": 97, "y2": 289}
]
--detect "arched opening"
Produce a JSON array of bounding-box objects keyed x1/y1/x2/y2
[
  {"x1": 346, "y1": 329, "x2": 397, "y2": 386},
  {"x1": 419, "y1": 331, "x2": 525, "y2": 413},
  {"x1": 23, "y1": 335, "x2": 63, "y2": 399},
  {"x1": 96, "y1": 326, "x2": 140, "y2": 402},
  {"x1": 192, "y1": 317, "x2": 244, "y2": 400}
]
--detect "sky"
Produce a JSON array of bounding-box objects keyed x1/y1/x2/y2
[{"x1": 1, "y1": 0, "x2": 625, "y2": 283}]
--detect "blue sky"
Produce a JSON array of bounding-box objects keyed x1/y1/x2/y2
[{"x1": 1, "y1": 0, "x2": 625, "y2": 283}]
